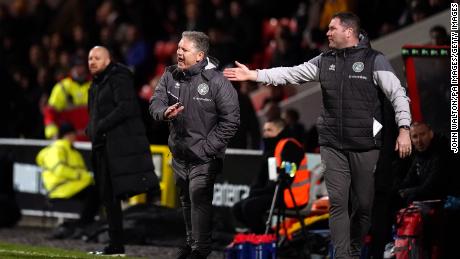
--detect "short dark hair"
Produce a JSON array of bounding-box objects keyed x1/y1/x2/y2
[
  {"x1": 332, "y1": 12, "x2": 361, "y2": 38},
  {"x1": 284, "y1": 108, "x2": 300, "y2": 122},
  {"x1": 71, "y1": 56, "x2": 85, "y2": 67},
  {"x1": 58, "y1": 122, "x2": 76, "y2": 138},
  {"x1": 182, "y1": 31, "x2": 209, "y2": 55},
  {"x1": 411, "y1": 121, "x2": 432, "y2": 130},
  {"x1": 430, "y1": 25, "x2": 448, "y2": 37}
]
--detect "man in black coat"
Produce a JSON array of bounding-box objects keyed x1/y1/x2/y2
[
  {"x1": 398, "y1": 122, "x2": 448, "y2": 203},
  {"x1": 86, "y1": 46, "x2": 158, "y2": 256},
  {"x1": 150, "y1": 31, "x2": 240, "y2": 259}
]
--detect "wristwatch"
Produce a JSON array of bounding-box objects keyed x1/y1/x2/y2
[{"x1": 399, "y1": 125, "x2": 410, "y2": 130}]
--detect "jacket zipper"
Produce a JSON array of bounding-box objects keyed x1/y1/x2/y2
[
  {"x1": 179, "y1": 78, "x2": 185, "y2": 137},
  {"x1": 339, "y1": 52, "x2": 344, "y2": 149}
]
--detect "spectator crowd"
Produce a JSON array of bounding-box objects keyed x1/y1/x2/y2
[
  {"x1": 0, "y1": 0, "x2": 456, "y2": 257},
  {"x1": 0, "y1": 0, "x2": 450, "y2": 145}
]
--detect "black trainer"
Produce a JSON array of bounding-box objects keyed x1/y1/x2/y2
[
  {"x1": 88, "y1": 245, "x2": 125, "y2": 257},
  {"x1": 175, "y1": 245, "x2": 192, "y2": 259}
]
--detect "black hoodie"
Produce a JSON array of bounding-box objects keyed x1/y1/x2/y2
[{"x1": 399, "y1": 134, "x2": 450, "y2": 202}]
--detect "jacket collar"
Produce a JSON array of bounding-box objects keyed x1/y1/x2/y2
[
  {"x1": 172, "y1": 57, "x2": 219, "y2": 81},
  {"x1": 93, "y1": 62, "x2": 115, "y2": 84},
  {"x1": 182, "y1": 58, "x2": 208, "y2": 77}
]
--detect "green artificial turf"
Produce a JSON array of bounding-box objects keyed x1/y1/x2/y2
[{"x1": 0, "y1": 242, "x2": 145, "y2": 259}]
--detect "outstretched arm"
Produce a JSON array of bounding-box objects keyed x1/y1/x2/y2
[{"x1": 224, "y1": 56, "x2": 321, "y2": 86}]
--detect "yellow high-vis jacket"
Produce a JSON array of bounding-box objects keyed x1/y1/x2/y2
[
  {"x1": 45, "y1": 78, "x2": 91, "y2": 139},
  {"x1": 36, "y1": 139, "x2": 93, "y2": 199},
  {"x1": 48, "y1": 78, "x2": 90, "y2": 111}
]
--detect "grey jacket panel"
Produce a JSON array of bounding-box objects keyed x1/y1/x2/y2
[
  {"x1": 373, "y1": 54, "x2": 412, "y2": 127},
  {"x1": 255, "y1": 53, "x2": 411, "y2": 128},
  {"x1": 253, "y1": 35, "x2": 412, "y2": 151},
  {"x1": 256, "y1": 58, "x2": 320, "y2": 85}
]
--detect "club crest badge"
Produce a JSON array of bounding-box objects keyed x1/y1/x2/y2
[
  {"x1": 352, "y1": 62, "x2": 364, "y2": 73},
  {"x1": 197, "y1": 83, "x2": 209, "y2": 95}
]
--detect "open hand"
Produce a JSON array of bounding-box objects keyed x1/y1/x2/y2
[
  {"x1": 395, "y1": 128, "x2": 412, "y2": 158},
  {"x1": 223, "y1": 61, "x2": 257, "y2": 81}
]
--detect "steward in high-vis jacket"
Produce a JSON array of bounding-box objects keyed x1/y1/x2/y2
[
  {"x1": 36, "y1": 123, "x2": 98, "y2": 228},
  {"x1": 223, "y1": 12, "x2": 412, "y2": 259},
  {"x1": 232, "y1": 119, "x2": 306, "y2": 234},
  {"x1": 44, "y1": 58, "x2": 90, "y2": 140},
  {"x1": 275, "y1": 138, "x2": 310, "y2": 209},
  {"x1": 37, "y1": 131, "x2": 93, "y2": 199},
  {"x1": 150, "y1": 31, "x2": 239, "y2": 259}
]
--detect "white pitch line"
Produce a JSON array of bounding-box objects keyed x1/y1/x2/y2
[{"x1": 0, "y1": 248, "x2": 83, "y2": 258}]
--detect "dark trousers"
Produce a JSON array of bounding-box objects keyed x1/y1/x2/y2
[
  {"x1": 72, "y1": 185, "x2": 100, "y2": 225},
  {"x1": 320, "y1": 146, "x2": 380, "y2": 259},
  {"x1": 233, "y1": 193, "x2": 273, "y2": 234},
  {"x1": 92, "y1": 147, "x2": 124, "y2": 248},
  {"x1": 172, "y1": 158, "x2": 221, "y2": 257}
]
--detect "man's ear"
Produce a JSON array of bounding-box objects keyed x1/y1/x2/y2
[
  {"x1": 347, "y1": 28, "x2": 353, "y2": 38},
  {"x1": 196, "y1": 51, "x2": 205, "y2": 62}
]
